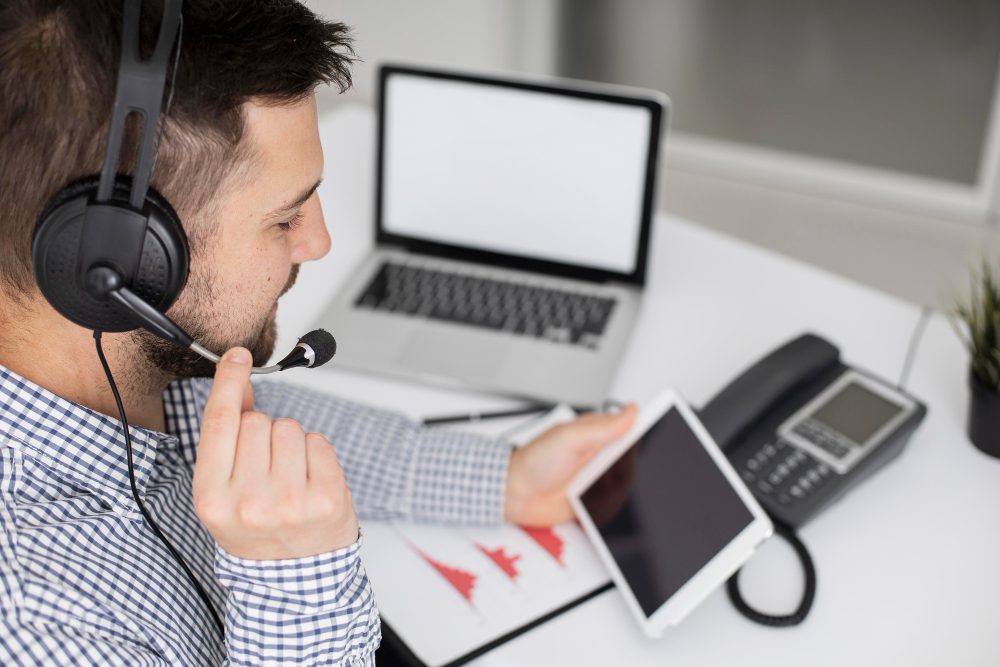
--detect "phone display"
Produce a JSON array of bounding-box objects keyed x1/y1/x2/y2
[
  {"x1": 779, "y1": 371, "x2": 918, "y2": 475},
  {"x1": 805, "y1": 382, "x2": 904, "y2": 445}
]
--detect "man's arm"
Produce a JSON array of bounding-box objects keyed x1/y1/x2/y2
[
  {"x1": 0, "y1": 594, "x2": 376, "y2": 667},
  {"x1": 0, "y1": 529, "x2": 377, "y2": 667},
  {"x1": 214, "y1": 540, "x2": 379, "y2": 666},
  {"x1": 223, "y1": 379, "x2": 635, "y2": 528},
  {"x1": 232, "y1": 379, "x2": 512, "y2": 525},
  {"x1": 192, "y1": 348, "x2": 380, "y2": 665}
]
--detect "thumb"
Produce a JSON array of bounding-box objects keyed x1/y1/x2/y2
[{"x1": 566, "y1": 403, "x2": 637, "y2": 450}]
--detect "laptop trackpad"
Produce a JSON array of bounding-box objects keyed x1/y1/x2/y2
[{"x1": 395, "y1": 329, "x2": 510, "y2": 382}]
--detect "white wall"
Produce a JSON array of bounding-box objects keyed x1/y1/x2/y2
[
  {"x1": 303, "y1": 0, "x2": 1000, "y2": 311},
  {"x1": 307, "y1": 0, "x2": 557, "y2": 111}
]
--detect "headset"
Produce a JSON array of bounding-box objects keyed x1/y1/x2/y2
[
  {"x1": 27, "y1": 0, "x2": 333, "y2": 639},
  {"x1": 31, "y1": 0, "x2": 334, "y2": 373},
  {"x1": 32, "y1": 0, "x2": 187, "y2": 337}
]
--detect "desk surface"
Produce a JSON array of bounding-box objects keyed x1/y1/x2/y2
[{"x1": 271, "y1": 105, "x2": 999, "y2": 666}]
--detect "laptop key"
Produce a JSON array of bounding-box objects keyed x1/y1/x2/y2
[
  {"x1": 544, "y1": 326, "x2": 571, "y2": 344},
  {"x1": 357, "y1": 261, "x2": 617, "y2": 348}
]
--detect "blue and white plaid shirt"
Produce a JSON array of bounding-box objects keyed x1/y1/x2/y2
[{"x1": 0, "y1": 364, "x2": 511, "y2": 665}]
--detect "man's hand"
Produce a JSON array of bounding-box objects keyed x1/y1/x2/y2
[
  {"x1": 504, "y1": 404, "x2": 637, "y2": 526},
  {"x1": 192, "y1": 347, "x2": 359, "y2": 560}
]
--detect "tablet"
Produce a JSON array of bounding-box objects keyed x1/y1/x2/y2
[{"x1": 568, "y1": 388, "x2": 773, "y2": 638}]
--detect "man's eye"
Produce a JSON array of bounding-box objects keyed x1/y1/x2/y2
[{"x1": 277, "y1": 211, "x2": 304, "y2": 232}]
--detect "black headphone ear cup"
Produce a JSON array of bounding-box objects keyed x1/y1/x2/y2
[
  {"x1": 129, "y1": 179, "x2": 190, "y2": 312},
  {"x1": 32, "y1": 175, "x2": 190, "y2": 332},
  {"x1": 34, "y1": 176, "x2": 101, "y2": 229}
]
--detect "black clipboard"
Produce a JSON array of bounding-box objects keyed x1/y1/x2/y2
[{"x1": 377, "y1": 581, "x2": 614, "y2": 667}]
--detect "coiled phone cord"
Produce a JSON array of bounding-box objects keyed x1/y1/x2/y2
[{"x1": 726, "y1": 520, "x2": 816, "y2": 627}]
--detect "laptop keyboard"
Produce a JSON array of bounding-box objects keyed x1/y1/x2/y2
[{"x1": 354, "y1": 262, "x2": 617, "y2": 348}]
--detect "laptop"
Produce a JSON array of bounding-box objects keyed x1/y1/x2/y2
[{"x1": 314, "y1": 64, "x2": 669, "y2": 405}]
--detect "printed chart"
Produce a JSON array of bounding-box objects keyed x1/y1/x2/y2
[
  {"x1": 358, "y1": 404, "x2": 613, "y2": 666},
  {"x1": 361, "y1": 519, "x2": 610, "y2": 665}
]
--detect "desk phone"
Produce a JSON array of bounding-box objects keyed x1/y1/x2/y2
[{"x1": 698, "y1": 334, "x2": 926, "y2": 528}]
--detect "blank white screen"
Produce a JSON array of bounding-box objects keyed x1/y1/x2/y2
[{"x1": 382, "y1": 74, "x2": 653, "y2": 274}]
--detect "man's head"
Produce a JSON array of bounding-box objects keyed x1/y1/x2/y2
[{"x1": 0, "y1": 0, "x2": 355, "y2": 377}]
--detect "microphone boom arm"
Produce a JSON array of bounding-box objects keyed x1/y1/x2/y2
[{"x1": 89, "y1": 266, "x2": 335, "y2": 374}]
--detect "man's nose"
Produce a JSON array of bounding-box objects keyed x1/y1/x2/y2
[{"x1": 290, "y1": 195, "x2": 331, "y2": 264}]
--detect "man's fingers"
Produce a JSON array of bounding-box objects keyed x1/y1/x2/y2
[
  {"x1": 196, "y1": 347, "x2": 253, "y2": 484},
  {"x1": 270, "y1": 419, "x2": 307, "y2": 481},
  {"x1": 305, "y1": 433, "x2": 343, "y2": 485},
  {"x1": 231, "y1": 411, "x2": 272, "y2": 481},
  {"x1": 242, "y1": 378, "x2": 255, "y2": 413}
]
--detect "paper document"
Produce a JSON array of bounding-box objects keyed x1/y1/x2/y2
[{"x1": 359, "y1": 405, "x2": 612, "y2": 666}]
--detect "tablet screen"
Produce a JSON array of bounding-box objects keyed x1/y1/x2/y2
[{"x1": 580, "y1": 407, "x2": 754, "y2": 617}]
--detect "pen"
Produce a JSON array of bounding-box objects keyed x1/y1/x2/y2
[
  {"x1": 422, "y1": 404, "x2": 555, "y2": 426},
  {"x1": 421, "y1": 400, "x2": 622, "y2": 426}
]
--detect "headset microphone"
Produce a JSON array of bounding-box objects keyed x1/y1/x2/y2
[
  {"x1": 189, "y1": 329, "x2": 337, "y2": 374},
  {"x1": 84, "y1": 265, "x2": 336, "y2": 373}
]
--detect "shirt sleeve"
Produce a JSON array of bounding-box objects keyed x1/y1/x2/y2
[
  {"x1": 0, "y1": 448, "x2": 378, "y2": 667},
  {"x1": 0, "y1": 618, "x2": 171, "y2": 666},
  {"x1": 239, "y1": 379, "x2": 513, "y2": 525},
  {"x1": 0, "y1": 562, "x2": 377, "y2": 667},
  {"x1": 214, "y1": 535, "x2": 380, "y2": 667}
]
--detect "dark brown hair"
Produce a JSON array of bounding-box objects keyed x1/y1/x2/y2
[{"x1": 0, "y1": 0, "x2": 357, "y2": 304}]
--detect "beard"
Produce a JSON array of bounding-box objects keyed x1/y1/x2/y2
[{"x1": 133, "y1": 264, "x2": 298, "y2": 380}]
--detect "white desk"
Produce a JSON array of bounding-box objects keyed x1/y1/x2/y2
[{"x1": 273, "y1": 105, "x2": 1000, "y2": 665}]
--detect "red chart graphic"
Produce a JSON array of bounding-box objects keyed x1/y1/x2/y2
[
  {"x1": 475, "y1": 543, "x2": 522, "y2": 580},
  {"x1": 519, "y1": 525, "x2": 565, "y2": 566},
  {"x1": 413, "y1": 547, "x2": 478, "y2": 604}
]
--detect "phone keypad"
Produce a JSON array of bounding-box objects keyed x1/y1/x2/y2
[{"x1": 738, "y1": 438, "x2": 834, "y2": 505}]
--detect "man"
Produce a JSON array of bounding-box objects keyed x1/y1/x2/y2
[{"x1": 0, "y1": 1, "x2": 636, "y2": 665}]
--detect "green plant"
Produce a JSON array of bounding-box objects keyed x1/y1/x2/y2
[{"x1": 956, "y1": 260, "x2": 1000, "y2": 392}]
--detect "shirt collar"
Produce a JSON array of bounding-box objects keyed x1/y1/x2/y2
[{"x1": 0, "y1": 364, "x2": 204, "y2": 518}]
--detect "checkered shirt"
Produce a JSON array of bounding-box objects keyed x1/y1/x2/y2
[{"x1": 0, "y1": 364, "x2": 511, "y2": 665}]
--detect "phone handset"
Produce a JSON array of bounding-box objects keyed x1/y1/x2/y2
[{"x1": 698, "y1": 333, "x2": 840, "y2": 450}]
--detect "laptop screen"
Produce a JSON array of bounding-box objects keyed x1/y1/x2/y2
[{"x1": 377, "y1": 66, "x2": 666, "y2": 284}]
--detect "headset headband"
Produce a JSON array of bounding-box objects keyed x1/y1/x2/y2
[{"x1": 97, "y1": 0, "x2": 182, "y2": 209}]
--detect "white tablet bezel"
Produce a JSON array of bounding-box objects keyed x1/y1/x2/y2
[{"x1": 568, "y1": 388, "x2": 773, "y2": 638}]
